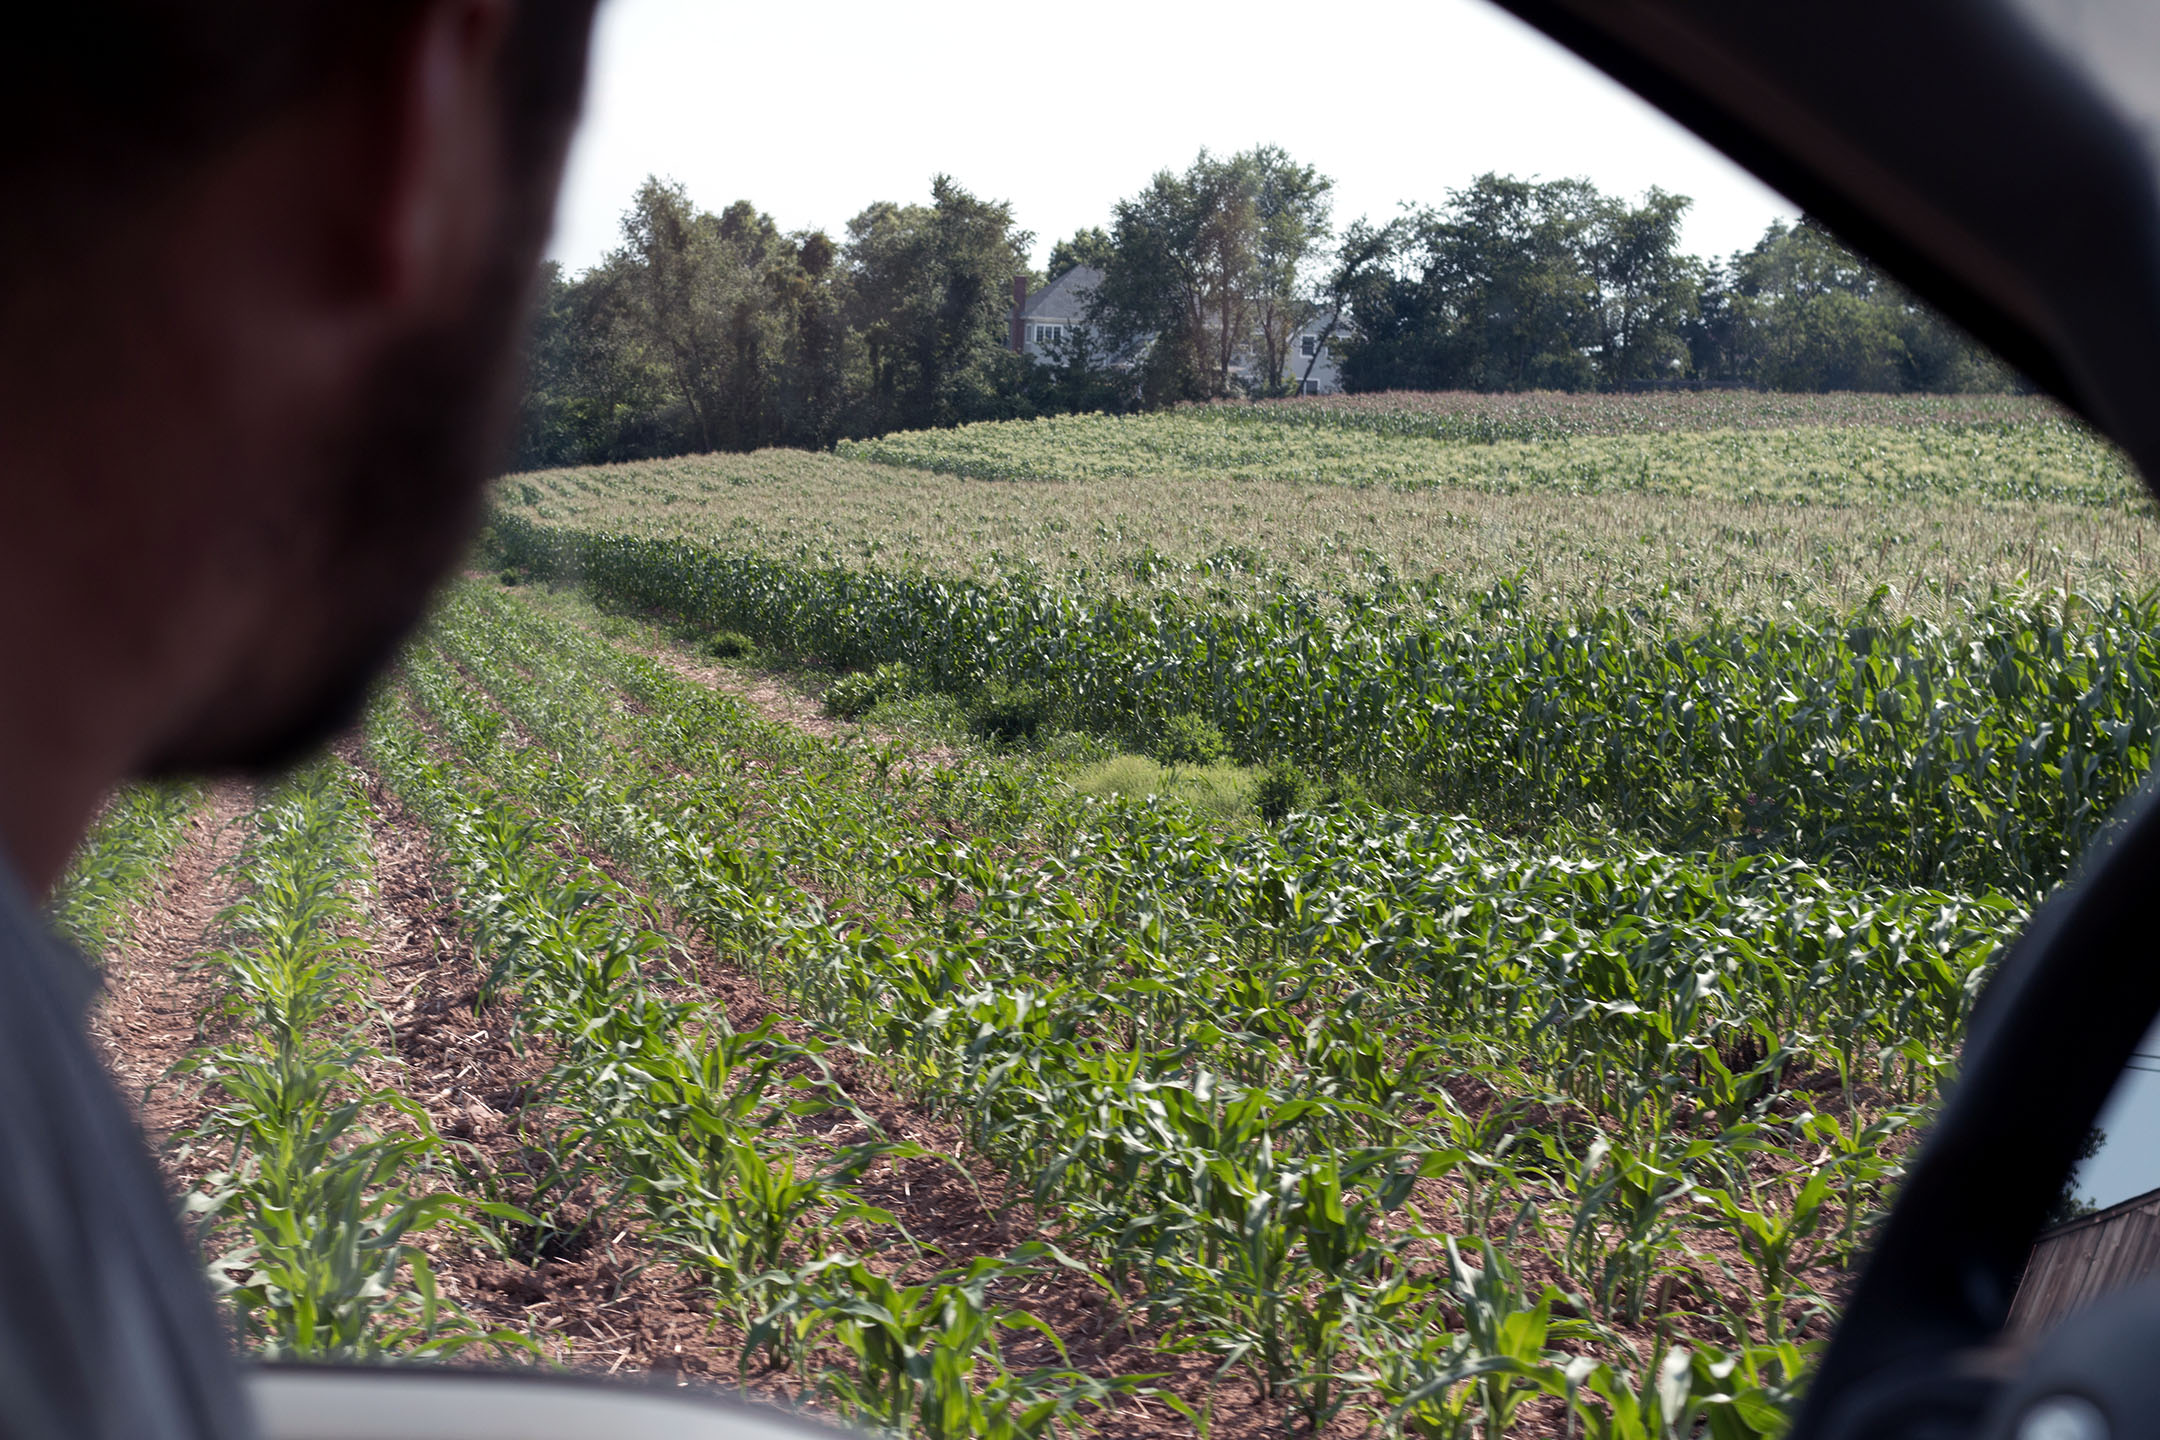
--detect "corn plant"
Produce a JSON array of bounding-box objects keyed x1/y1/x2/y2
[
  {"x1": 345, "y1": 578, "x2": 2060, "y2": 1432},
  {"x1": 180, "y1": 765, "x2": 526, "y2": 1361},
  {"x1": 48, "y1": 781, "x2": 199, "y2": 958},
  {"x1": 1548, "y1": 1131, "x2": 1704, "y2": 1324},
  {"x1": 759, "y1": 1248, "x2": 1153, "y2": 1440}
]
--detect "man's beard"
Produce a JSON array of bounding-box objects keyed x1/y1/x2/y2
[{"x1": 138, "y1": 247, "x2": 532, "y2": 778}]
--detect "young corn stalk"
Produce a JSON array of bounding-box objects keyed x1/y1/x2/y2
[
  {"x1": 179, "y1": 764, "x2": 527, "y2": 1362},
  {"x1": 48, "y1": 780, "x2": 201, "y2": 959}
]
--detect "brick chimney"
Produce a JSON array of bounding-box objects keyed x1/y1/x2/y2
[{"x1": 1009, "y1": 275, "x2": 1029, "y2": 352}]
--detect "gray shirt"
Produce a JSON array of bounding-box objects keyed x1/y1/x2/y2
[{"x1": 0, "y1": 862, "x2": 251, "y2": 1438}]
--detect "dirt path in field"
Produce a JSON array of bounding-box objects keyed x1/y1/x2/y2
[
  {"x1": 92, "y1": 784, "x2": 255, "y2": 1154},
  {"x1": 631, "y1": 645, "x2": 976, "y2": 787},
  {"x1": 488, "y1": 578, "x2": 959, "y2": 765},
  {"x1": 644, "y1": 646, "x2": 858, "y2": 741}
]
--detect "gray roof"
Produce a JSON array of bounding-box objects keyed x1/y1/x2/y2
[
  {"x1": 1020, "y1": 265, "x2": 1102, "y2": 323},
  {"x1": 1296, "y1": 312, "x2": 1360, "y2": 339}
]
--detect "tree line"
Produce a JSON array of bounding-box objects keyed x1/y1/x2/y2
[{"x1": 515, "y1": 153, "x2": 2015, "y2": 469}]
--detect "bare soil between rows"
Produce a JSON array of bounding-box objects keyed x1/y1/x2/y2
[
  {"x1": 85, "y1": 754, "x2": 1317, "y2": 1437},
  {"x1": 84, "y1": 596, "x2": 1863, "y2": 1438}
]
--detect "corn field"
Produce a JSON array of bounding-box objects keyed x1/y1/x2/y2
[
  {"x1": 490, "y1": 512, "x2": 2160, "y2": 899},
  {"x1": 836, "y1": 407, "x2": 2131, "y2": 508},
  {"x1": 65, "y1": 398, "x2": 2160, "y2": 1435}
]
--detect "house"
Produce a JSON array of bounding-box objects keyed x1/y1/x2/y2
[
  {"x1": 1009, "y1": 266, "x2": 1102, "y2": 359},
  {"x1": 1005, "y1": 268, "x2": 1354, "y2": 395},
  {"x1": 1288, "y1": 314, "x2": 1352, "y2": 395}
]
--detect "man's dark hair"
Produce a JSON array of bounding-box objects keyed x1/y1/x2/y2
[{"x1": 0, "y1": 3, "x2": 598, "y2": 262}]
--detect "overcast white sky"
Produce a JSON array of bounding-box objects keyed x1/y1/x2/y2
[{"x1": 545, "y1": 0, "x2": 1796, "y2": 277}]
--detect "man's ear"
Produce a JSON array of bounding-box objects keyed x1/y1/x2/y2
[{"x1": 374, "y1": 0, "x2": 514, "y2": 308}]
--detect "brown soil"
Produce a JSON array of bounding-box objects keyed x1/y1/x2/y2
[
  {"x1": 91, "y1": 784, "x2": 255, "y2": 1155},
  {"x1": 347, "y1": 766, "x2": 688, "y2": 1374},
  {"x1": 648, "y1": 647, "x2": 858, "y2": 742}
]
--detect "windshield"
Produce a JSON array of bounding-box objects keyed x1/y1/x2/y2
[{"x1": 51, "y1": 4, "x2": 2160, "y2": 1438}]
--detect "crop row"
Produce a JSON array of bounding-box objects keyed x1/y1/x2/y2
[
  {"x1": 373, "y1": 643, "x2": 1154, "y2": 1437},
  {"x1": 1244, "y1": 391, "x2": 2072, "y2": 444},
  {"x1": 835, "y1": 409, "x2": 2135, "y2": 509},
  {"x1": 177, "y1": 766, "x2": 520, "y2": 1360},
  {"x1": 367, "y1": 582, "x2": 2023, "y2": 1433},
  {"x1": 49, "y1": 782, "x2": 199, "y2": 958},
  {"x1": 491, "y1": 513, "x2": 2156, "y2": 898},
  {"x1": 437, "y1": 584, "x2": 2014, "y2": 1103},
  {"x1": 494, "y1": 433, "x2": 2160, "y2": 628}
]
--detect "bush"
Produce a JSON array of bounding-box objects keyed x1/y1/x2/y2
[
  {"x1": 865, "y1": 690, "x2": 970, "y2": 740},
  {"x1": 824, "y1": 672, "x2": 881, "y2": 719},
  {"x1": 824, "y1": 662, "x2": 916, "y2": 720},
  {"x1": 1152, "y1": 712, "x2": 1227, "y2": 766},
  {"x1": 704, "y1": 630, "x2": 755, "y2": 660},
  {"x1": 969, "y1": 682, "x2": 1050, "y2": 743},
  {"x1": 1256, "y1": 758, "x2": 1311, "y2": 824},
  {"x1": 498, "y1": 568, "x2": 521, "y2": 587},
  {"x1": 1323, "y1": 770, "x2": 1375, "y2": 816}
]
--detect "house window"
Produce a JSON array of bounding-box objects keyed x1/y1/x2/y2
[
  {"x1": 1303, "y1": 380, "x2": 1321, "y2": 395},
  {"x1": 1301, "y1": 336, "x2": 1318, "y2": 357}
]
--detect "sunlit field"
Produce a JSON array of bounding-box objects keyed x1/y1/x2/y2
[
  {"x1": 506, "y1": 394, "x2": 2149, "y2": 624},
  {"x1": 75, "y1": 392, "x2": 2160, "y2": 1438}
]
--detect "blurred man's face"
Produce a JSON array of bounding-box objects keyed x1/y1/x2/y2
[
  {"x1": 118, "y1": 3, "x2": 587, "y2": 777},
  {"x1": 138, "y1": 202, "x2": 534, "y2": 775},
  {"x1": 0, "y1": 1, "x2": 595, "y2": 890}
]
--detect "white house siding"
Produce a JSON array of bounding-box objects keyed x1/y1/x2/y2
[
  {"x1": 1289, "y1": 317, "x2": 1351, "y2": 395},
  {"x1": 1011, "y1": 268, "x2": 1349, "y2": 394}
]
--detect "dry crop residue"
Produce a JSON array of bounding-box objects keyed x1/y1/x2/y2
[
  {"x1": 588, "y1": 613, "x2": 962, "y2": 770},
  {"x1": 93, "y1": 785, "x2": 254, "y2": 1155}
]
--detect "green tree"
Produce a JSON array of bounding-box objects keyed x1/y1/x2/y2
[
  {"x1": 515, "y1": 178, "x2": 862, "y2": 464},
  {"x1": 1426, "y1": 174, "x2": 1601, "y2": 390},
  {"x1": 1693, "y1": 218, "x2": 2014, "y2": 392},
  {"x1": 1583, "y1": 187, "x2": 1703, "y2": 386},
  {"x1": 1092, "y1": 147, "x2": 1335, "y2": 401},
  {"x1": 1248, "y1": 147, "x2": 1335, "y2": 394},
  {"x1": 1046, "y1": 226, "x2": 1113, "y2": 281},
  {"x1": 769, "y1": 228, "x2": 855, "y2": 448},
  {"x1": 1342, "y1": 174, "x2": 1601, "y2": 392},
  {"x1": 1296, "y1": 218, "x2": 1401, "y2": 393},
  {"x1": 516, "y1": 259, "x2": 682, "y2": 468},
  {"x1": 844, "y1": 176, "x2": 1034, "y2": 434},
  {"x1": 1724, "y1": 219, "x2": 1906, "y2": 390},
  {"x1": 613, "y1": 178, "x2": 765, "y2": 452}
]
